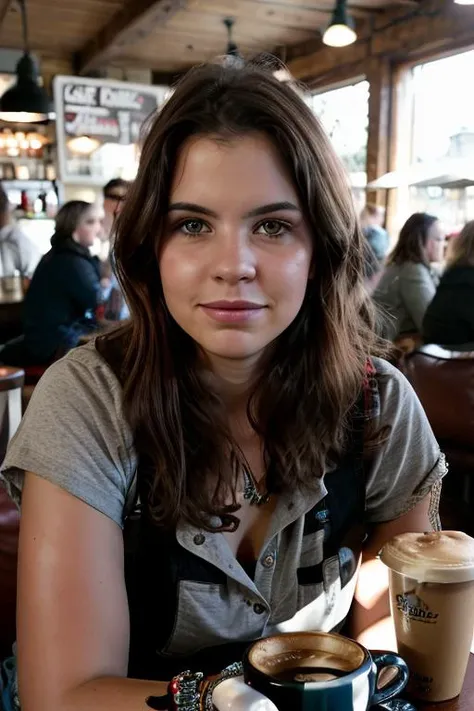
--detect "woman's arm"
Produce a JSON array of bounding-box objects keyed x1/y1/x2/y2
[
  {"x1": 17, "y1": 473, "x2": 168, "y2": 711},
  {"x1": 346, "y1": 492, "x2": 432, "y2": 649}
]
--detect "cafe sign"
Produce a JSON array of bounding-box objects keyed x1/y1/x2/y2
[{"x1": 54, "y1": 75, "x2": 168, "y2": 185}]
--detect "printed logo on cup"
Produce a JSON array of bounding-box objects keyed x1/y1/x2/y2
[{"x1": 396, "y1": 592, "x2": 439, "y2": 623}]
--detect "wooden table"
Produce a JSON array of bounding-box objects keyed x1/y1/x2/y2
[{"x1": 417, "y1": 655, "x2": 474, "y2": 710}]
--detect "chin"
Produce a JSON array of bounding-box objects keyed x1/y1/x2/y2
[{"x1": 202, "y1": 338, "x2": 269, "y2": 362}]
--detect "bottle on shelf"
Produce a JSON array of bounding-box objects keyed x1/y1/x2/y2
[
  {"x1": 45, "y1": 189, "x2": 58, "y2": 218},
  {"x1": 20, "y1": 190, "x2": 29, "y2": 214}
]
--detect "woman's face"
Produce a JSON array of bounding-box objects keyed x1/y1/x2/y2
[
  {"x1": 159, "y1": 133, "x2": 313, "y2": 365},
  {"x1": 425, "y1": 220, "x2": 446, "y2": 263},
  {"x1": 73, "y1": 208, "x2": 103, "y2": 248}
]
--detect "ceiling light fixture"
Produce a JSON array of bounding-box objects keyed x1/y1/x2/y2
[
  {"x1": 0, "y1": 0, "x2": 50, "y2": 123},
  {"x1": 223, "y1": 17, "x2": 244, "y2": 68},
  {"x1": 454, "y1": 0, "x2": 474, "y2": 5},
  {"x1": 322, "y1": 0, "x2": 357, "y2": 47}
]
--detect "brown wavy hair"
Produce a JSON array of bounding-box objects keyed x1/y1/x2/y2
[
  {"x1": 387, "y1": 212, "x2": 438, "y2": 267},
  {"x1": 104, "y1": 62, "x2": 381, "y2": 531}
]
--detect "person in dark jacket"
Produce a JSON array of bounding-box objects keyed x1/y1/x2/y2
[
  {"x1": 0, "y1": 201, "x2": 103, "y2": 365},
  {"x1": 423, "y1": 220, "x2": 474, "y2": 347}
]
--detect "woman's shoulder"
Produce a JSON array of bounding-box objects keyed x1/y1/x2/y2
[
  {"x1": 1, "y1": 340, "x2": 136, "y2": 527},
  {"x1": 43, "y1": 340, "x2": 124, "y2": 393},
  {"x1": 364, "y1": 356, "x2": 446, "y2": 524},
  {"x1": 370, "y1": 356, "x2": 434, "y2": 432},
  {"x1": 371, "y1": 356, "x2": 412, "y2": 406},
  {"x1": 399, "y1": 260, "x2": 430, "y2": 277}
]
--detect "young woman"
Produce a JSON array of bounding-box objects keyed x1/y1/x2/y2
[
  {"x1": 0, "y1": 201, "x2": 103, "y2": 365},
  {"x1": 1, "y1": 64, "x2": 445, "y2": 711},
  {"x1": 373, "y1": 212, "x2": 445, "y2": 342}
]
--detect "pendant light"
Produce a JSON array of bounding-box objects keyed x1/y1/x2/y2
[
  {"x1": 67, "y1": 135, "x2": 100, "y2": 156},
  {"x1": 223, "y1": 17, "x2": 244, "y2": 68},
  {"x1": 0, "y1": 0, "x2": 50, "y2": 123},
  {"x1": 323, "y1": 0, "x2": 357, "y2": 48}
]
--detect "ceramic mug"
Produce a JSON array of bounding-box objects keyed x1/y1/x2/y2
[{"x1": 242, "y1": 631, "x2": 409, "y2": 710}]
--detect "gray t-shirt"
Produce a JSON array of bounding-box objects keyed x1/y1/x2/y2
[{"x1": 0, "y1": 342, "x2": 446, "y2": 651}]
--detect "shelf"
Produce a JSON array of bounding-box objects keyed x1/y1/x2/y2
[{"x1": 14, "y1": 214, "x2": 55, "y2": 221}]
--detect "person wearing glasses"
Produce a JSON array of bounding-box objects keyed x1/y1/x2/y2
[
  {"x1": 101, "y1": 178, "x2": 130, "y2": 320},
  {"x1": 102, "y1": 179, "x2": 129, "y2": 240}
]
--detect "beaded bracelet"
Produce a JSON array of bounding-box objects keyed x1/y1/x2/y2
[
  {"x1": 168, "y1": 670, "x2": 204, "y2": 710},
  {"x1": 146, "y1": 662, "x2": 244, "y2": 711}
]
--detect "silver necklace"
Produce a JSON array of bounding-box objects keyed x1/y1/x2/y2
[{"x1": 243, "y1": 468, "x2": 270, "y2": 506}]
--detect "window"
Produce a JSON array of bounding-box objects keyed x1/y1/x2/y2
[
  {"x1": 409, "y1": 50, "x2": 474, "y2": 232},
  {"x1": 307, "y1": 80, "x2": 369, "y2": 210}
]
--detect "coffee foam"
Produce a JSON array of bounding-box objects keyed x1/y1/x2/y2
[
  {"x1": 249, "y1": 632, "x2": 365, "y2": 676},
  {"x1": 380, "y1": 531, "x2": 474, "y2": 583}
]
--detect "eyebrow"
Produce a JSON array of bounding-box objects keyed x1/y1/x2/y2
[{"x1": 167, "y1": 201, "x2": 301, "y2": 218}]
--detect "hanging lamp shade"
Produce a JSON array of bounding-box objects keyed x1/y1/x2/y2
[
  {"x1": 0, "y1": 0, "x2": 50, "y2": 123},
  {"x1": 0, "y1": 53, "x2": 50, "y2": 123},
  {"x1": 322, "y1": 0, "x2": 357, "y2": 47}
]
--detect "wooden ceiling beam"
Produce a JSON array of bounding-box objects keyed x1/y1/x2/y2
[
  {"x1": 75, "y1": 0, "x2": 188, "y2": 75},
  {"x1": 0, "y1": 0, "x2": 15, "y2": 29}
]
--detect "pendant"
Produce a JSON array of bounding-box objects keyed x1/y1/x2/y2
[{"x1": 243, "y1": 471, "x2": 270, "y2": 506}]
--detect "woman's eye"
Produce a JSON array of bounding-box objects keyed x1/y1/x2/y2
[
  {"x1": 180, "y1": 219, "x2": 210, "y2": 235},
  {"x1": 256, "y1": 220, "x2": 287, "y2": 237}
]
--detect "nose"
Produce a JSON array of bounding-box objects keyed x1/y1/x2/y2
[{"x1": 211, "y1": 233, "x2": 257, "y2": 284}]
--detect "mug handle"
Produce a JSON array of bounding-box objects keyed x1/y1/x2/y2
[{"x1": 371, "y1": 652, "x2": 409, "y2": 705}]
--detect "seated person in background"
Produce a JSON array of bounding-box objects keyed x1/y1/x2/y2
[
  {"x1": 101, "y1": 178, "x2": 130, "y2": 320},
  {"x1": 373, "y1": 212, "x2": 445, "y2": 341},
  {"x1": 360, "y1": 203, "x2": 390, "y2": 264},
  {"x1": 423, "y1": 220, "x2": 474, "y2": 347},
  {"x1": 0, "y1": 201, "x2": 103, "y2": 365},
  {"x1": 0, "y1": 185, "x2": 40, "y2": 278}
]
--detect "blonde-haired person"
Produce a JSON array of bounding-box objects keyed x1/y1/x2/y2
[{"x1": 423, "y1": 220, "x2": 474, "y2": 346}]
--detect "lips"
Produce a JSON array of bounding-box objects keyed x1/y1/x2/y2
[
  {"x1": 199, "y1": 300, "x2": 266, "y2": 324},
  {"x1": 200, "y1": 300, "x2": 265, "y2": 310}
]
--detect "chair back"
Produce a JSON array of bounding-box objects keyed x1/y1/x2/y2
[{"x1": 404, "y1": 344, "x2": 474, "y2": 448}]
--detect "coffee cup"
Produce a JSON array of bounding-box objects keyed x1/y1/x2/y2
[
  {"x1": 380, "y1": 530, "x2": 474, "y2": 703},
  {"x1": 242, "y1": 631, "x2": 408, "y2": 710}
]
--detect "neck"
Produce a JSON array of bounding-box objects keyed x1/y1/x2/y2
[{"x1": 202, "y1": 353, "x2": 261, "y2": 410}]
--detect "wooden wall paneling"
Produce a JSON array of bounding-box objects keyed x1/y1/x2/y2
[
  {"x1": 384, "y1": 63, "x2": 415, "y2": 238},
  {"x1": 76, "y1": 0, "x2": 188, "y2": 75},
  {"x1": 365, "y1": 57, "x2": 392, "y2": 209}
]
